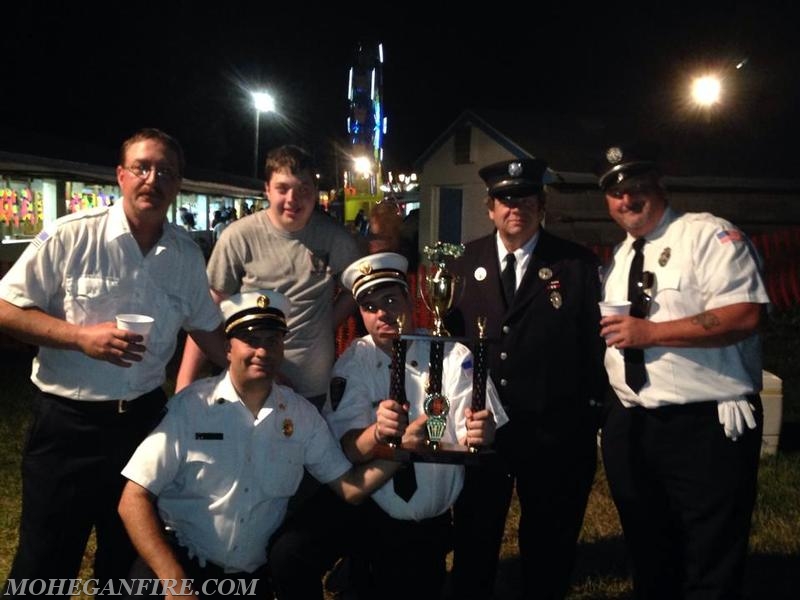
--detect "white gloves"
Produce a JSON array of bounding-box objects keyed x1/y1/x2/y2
[{"x1": 717, "y1": 398, "x2": 757, "y2": 441}]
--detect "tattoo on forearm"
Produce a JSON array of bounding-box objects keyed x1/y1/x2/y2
[{"x1": 692, "y1": 312, "x2": 720, "y2": 330}]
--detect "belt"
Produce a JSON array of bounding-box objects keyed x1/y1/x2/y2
[{"x1": 42, "y1": 387, "x2": 165, "y2": 415}]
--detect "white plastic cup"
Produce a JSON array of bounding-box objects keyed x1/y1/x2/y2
[
  {"x1": 599, "y1": 301, "x2": 631, "y2": 343},
  {"x1": 598, "y1": 300, "x2": 631, "y2": 317},
  {"x1": 116, "y1": 314, "x2": 154, "y2": 345}
]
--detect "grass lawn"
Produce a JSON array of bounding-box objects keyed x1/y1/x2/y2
[{"x1": 1, "y1": 308, "x2": 798, "y2": 599}]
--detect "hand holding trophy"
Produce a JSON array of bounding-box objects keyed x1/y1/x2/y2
[{"x1": 340, "y1": 249, "x2": 499, "y2": 466}]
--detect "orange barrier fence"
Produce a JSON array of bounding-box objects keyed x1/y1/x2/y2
[
  {"x1": 335, "y1": 271, "x2": 433, "y2": 357},
  {"x1": 588, "y1": 225, "x2": 800, "y2": 312}
]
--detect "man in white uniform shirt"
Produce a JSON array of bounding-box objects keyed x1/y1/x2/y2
[
  {"x1": 0, "y1": 128, "x2": 227, "y2": 595},
  {"x1": 323, "y1": 252, "x2": 507, "y2": 599},
  {"x1": 119, "y1": 290, "x2": 396, "y2": 599},
  {"x1": 597, "y1": 141, "x2": 769, "y2": 600}
]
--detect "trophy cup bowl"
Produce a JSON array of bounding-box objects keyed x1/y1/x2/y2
[{"x1": 418, "y1": 242, "x2": 465, "y2": 337}]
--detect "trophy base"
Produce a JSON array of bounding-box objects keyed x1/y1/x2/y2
[{"x1": 373, "y1": 441, "x2": 496, "y2": 466}]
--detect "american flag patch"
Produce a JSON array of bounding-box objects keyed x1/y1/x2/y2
[
  {"x1": 31, "y1": 229, "x2": 50, "y2": 249},
  {"x1": 716, "y1": 229, "x2": 743, "y2": 244}
]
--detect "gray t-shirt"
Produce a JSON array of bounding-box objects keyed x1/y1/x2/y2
[{"x1": 207, "y1": 210, "x2": 361, "y2": 397}]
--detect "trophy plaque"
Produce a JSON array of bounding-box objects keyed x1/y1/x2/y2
[{"x1": 374, "y1": 241, "x2": 494, "y2": 465}]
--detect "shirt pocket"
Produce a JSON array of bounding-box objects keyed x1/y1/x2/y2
[
  {"x1": 184, "y1": 446, "x2": 235, "y2": 499},
  {"x1": 655, "y1": 267, "x2": 681, "y2": 293},
  {"x1": 259, "y1": 439, "x2": 305, "y2": 499},
  {"x1": 652, "y1": 267, "x2": 681, "y2": 316},
  {"x1": 63, "y1": 275, "x2": 121, "y2": 324},
  {"x1": 308, "y1": 249, "x2": 331, "y2": 277}
]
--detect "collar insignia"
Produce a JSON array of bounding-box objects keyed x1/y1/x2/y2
[{"x1": 659, "y1": 247, "x2": 671, "y2": 267}]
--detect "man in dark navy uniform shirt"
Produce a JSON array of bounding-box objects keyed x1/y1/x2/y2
[{"x1": 447, "y1": 158, "x2": 608, "y2": 599}]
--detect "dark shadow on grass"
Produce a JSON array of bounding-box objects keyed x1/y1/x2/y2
[
  {"x1": 489, "y1": 538, "x2": 799, "y2": 599},
  {"x1": 571, "y1": 535, "x2": 630, "y2": 585},
  {"x1": 489, "y1": 536, "x2": 632, "y2": 599}
]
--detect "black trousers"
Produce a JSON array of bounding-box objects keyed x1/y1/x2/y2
[
  {"x1": 601, "y1": 396, "x2": 763, "y2": 600},
  {"x1": 269, "y1": 488, "x2": 452, "y2": 600},
  {"x1": 127, "y1": 541, "x2": 272, "y2": 599},
  {"x1": 357, "y1": 499, "x2": 453, "y2": 600},
  {"x1": 268, "y1": 486, "x2": 362, "y2": 600},
  {"x1": 451, "y1": 413, "x2": 598, "y2": 600},
  {"x1": 3, "y1": 387, "x2": 167, "y2": 598}
]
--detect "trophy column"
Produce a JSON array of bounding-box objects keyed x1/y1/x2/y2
[
  {"x1": 372, "y1": 242, "x2": 495, "y2": 465},
  {"x1": 468, "y1": 316, "x2": 489, "y2": 452}
]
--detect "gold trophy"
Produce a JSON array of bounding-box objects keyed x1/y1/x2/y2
[
  {"x1": 419, "y1": 242, "x2": 465, "y2": 337},
  {"x1": 418, "y1": 242, "x2": 464, "y2": 447},
  {"x1": 374, "y1": 242, "x2": 492, "y2": 464}
]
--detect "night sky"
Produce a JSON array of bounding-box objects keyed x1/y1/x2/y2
[{"x1": 3, "y1": 2, "x2": 799, "y2": 182}]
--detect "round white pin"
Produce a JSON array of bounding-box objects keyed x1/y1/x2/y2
[{"x1": 474, "y1": 267, "x2": 487, "y2": 281}]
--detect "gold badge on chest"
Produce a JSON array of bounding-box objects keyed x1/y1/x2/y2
[{"x1": 547, "y1": 279, "x2": 562, "y2": 309}]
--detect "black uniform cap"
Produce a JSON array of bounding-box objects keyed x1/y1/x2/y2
[
  {"x1": 596, "y1": 141, "x2": 661, "y2": 191},
  {"x1": 478, "y1": 159, "x2": 548, "y2": 202}
]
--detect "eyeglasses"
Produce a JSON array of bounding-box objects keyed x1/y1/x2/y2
[
  {"x1": 631, "y1": 271, "x2": 654, "y2": 317},
  {"x1": 124, "y1": 164, "x2": 179, "y2": 181}
]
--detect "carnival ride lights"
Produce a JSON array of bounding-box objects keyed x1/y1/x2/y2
[
  {"x1": 346, "y1": 43, "x2": 384, "y2": 188},
  {"x1": 381, "y1": 172, "x2": 418, "y2": 194},
  {"x1": 353, "y1": 156, "x2": 372, "y2": 176}
]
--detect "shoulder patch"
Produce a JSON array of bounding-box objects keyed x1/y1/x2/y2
[
  {"x1": 716, "y1": 229, "x2": 743, "y2": 244},
  {"x1": 31, "y1": 228, "x2": 51, "y2": 249},
  {"x1": 461, "y1": 357, "x2": 473, "y2": 371}
]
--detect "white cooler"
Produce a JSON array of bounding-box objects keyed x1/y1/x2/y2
[{"x1": 761, "y1": 370, "x2": 783, "y2": 456}]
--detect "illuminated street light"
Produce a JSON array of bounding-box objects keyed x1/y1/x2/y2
[
  {"x1": 691, "y1": 74, "x2": 722, "y2": 107},
  {"x1": 251, "y1": 91, "x2": 276, "y2": 178}
]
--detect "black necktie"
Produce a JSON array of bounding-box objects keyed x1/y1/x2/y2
[
  {"x1": 393, "y1": 464, "x2": 417, "y2": 502},
  {"x1": 625, "y1": 238, "x2": 647, "y2": 393},
  {"x1": 501, "y1": 252, "x2": 516, "y2": 305}
]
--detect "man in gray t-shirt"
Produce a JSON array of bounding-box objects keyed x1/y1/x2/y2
[{"x1": 177, "y1": 145, "x2": 361, "y2": 408}]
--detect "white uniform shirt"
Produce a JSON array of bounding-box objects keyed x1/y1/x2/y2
[
  {"x1": 494, "y1": 229, "x2": 539, "y2": 293},
  {"x1": 324, "y1": 334, "x2": 508, "y2": 521},
  {"x1": 122, "y1": 372, "x2": 351, "y2": 573},
  {"x1": 0, "y1": 202, "x2": 221, "y2": 400},
  {"x1": 602, "y1": 207, "x2": 770, "y2": 408}
]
